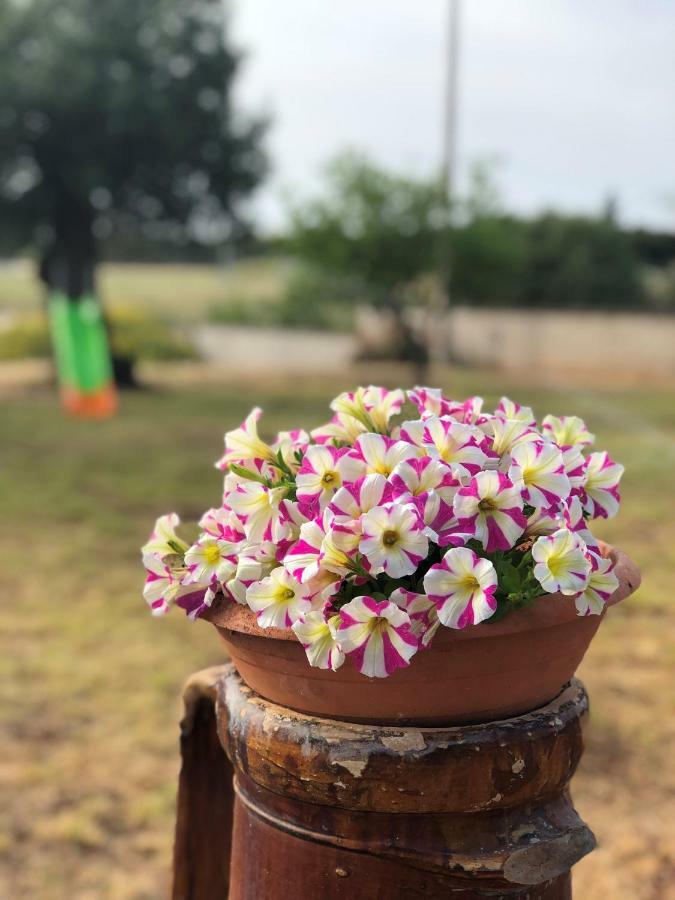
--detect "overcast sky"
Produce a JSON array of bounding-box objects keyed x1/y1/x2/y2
[{"x1": 230, "y1": 0, "x2": 675, "y2": 233}]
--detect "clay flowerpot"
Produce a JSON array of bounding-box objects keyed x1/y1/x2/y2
[{"x1": 204, "y1": 544, "x2": 640, "y2": 725}]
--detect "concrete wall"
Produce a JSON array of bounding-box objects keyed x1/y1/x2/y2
[
  {"x1": 448, "y1": 307, "x2": 675, "y2": 378},
  {"x1": 358, "y1": 306, "x2": 675, "y2": 379}
]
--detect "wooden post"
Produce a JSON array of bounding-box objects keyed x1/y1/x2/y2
[{"x1": 174, "y1": 666, "x2": 596, "y2": 899}]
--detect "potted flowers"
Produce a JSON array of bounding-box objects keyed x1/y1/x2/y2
[{"x1": 141, "y1": 386, "x2": 639, "y2": 723}]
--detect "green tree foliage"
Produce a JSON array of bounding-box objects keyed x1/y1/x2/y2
[
  {"x1": 286, "y1": 151, "x2": 449, "y2": 305},
  {"x1": 287, "y1": 153, "x2": 650, "y2": 311},
  {"x1": 0, "y1": 0, "x2": 267, "y2": 295}
]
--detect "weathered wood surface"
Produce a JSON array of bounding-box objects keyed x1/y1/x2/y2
[
  {"x1": 172, "y1": 665, "x2": 595, "y2": 899},
  {"x1": 172, "y1": 667, "x2": 234, "y2": 900}
]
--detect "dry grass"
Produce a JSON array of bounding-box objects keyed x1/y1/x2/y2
[
  {"x1": 0, "y1": 257, "x2": 293, "y2": 322},
  {"x1": 1, "y1": 368, "x2": 674, "y2": 899}
]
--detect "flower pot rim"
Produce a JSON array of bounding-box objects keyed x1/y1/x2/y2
[{"x1": 203, "y1": 542, "x2": 640, "y2": 644}]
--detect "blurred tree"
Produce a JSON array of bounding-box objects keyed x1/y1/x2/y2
[
  {"x1": 0, "y1": 0, "x2": 267, "y2": 300},
  {"x1": 287, "y1": 151, "x2": 449, "y2": 306},
  {"x1": 450, "y1": 161, "x2": 529, "y2": 305},
  {"x1": 522, "y1": 202, "x2": 641, "y2": 309}
]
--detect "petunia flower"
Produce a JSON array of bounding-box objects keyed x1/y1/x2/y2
[
  {"x1": 359, "y1": 502, "x2": 429, "y2": 577},
  {"x1": 311, "y1": 412, "x2": 368, "y2": 445},
  {"x1": 142, "y1": 553, "x2": 181, "y2": 615},
  {"x1": 329, "y1": 474, "x2": 390, "y2": 524},
  {"x1": 341, "y1": 433, "x2": 420, "y2": 481},
  {"x1": 142, "y1": 512, "x2": 188, "y2": 559},
  {"x1": 296, "y1": 445, "x2": 349, "y2": 515},
  {"x1": 361, "y1": 385, "x2": 405, "y2": 432},
  {"x1": 532, "y1": 528, "x2": 591, "y2": 595},
  {"x1": 453, "y1": 471, "x2": 526, "y2": 552},
  {"x1": 226, "y1": 483, "x2": 290, "y2": 543},
  {"x1": 246, "y1": 567, "x2": 312, "y2": 628},
  {"x1": 184, "y1": 535, "x2": 238, "y2": 586},
  {"x1": 216, "y1": 407, "x2": 277, "y2": 469},
  {"x1": 337, "y1": 596, "x2": 418, "y2": 678},
  {"x1": 292, "y1": 610, "x2": 345, "y2": 670},
  {"x1": 421, "y1": 417, "x2": 487, "y2": 474},
  {"x1": 495, "y1": 397, "x2": 536, "y2": 427},
  {"x1": 390, "y1": 588, "x2": 440, "y2": 647},
  {"x1": 423, "y1": 547, "x2": 498, "y2": 628},
  {"x1": 582, "y1": 451, "x2": 624, "y2": 519},
  {"x1": 198, "y1": 506, "x2": 246, "y2": 544},
  {"x1": 573, "y1": 551, "x2": 619, "y2": 615},
  {"x1": 486, "y1": 417, "x2": 539, "y2": 459},
  {"x1": 225, "y1": 541, "x2": 278, "y2": 605},
  {"x1": 509, "y1": 441, "x2": 571, "y2": 509},
  {"x1": 542, "y1": 414, "x2": 594, "y2": 448}
]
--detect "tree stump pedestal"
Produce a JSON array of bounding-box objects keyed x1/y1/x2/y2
[{"x1": 172, "y1": 665, "x2": 595, "y2": 900}]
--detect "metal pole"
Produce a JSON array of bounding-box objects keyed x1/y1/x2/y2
[{"x1": 441, "y1": 0, "x2": 461, "y2": 204}]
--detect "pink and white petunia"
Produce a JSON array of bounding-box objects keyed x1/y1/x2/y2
[
  {"x1": 246, "y1": 567, "x2": 312, "y2": 628},
  {"x1": 542, "y1": 415, "x2": 594, "y2": 448},
  {"x1": 509, "y1": 441, "x2": 571, "y2": 509},
  {"x1": 390, "y1": 588, "x2": 440, "y2": 647},
  {"x1": 216, "y1": 407, "x2": 276, "y2": 470},
  {"x1": 453, "y1": 471, "x2": 526, "y2": 552},
  {"x1": 292, "y1": 610, "x2": 345, "y2": 670},
  {"x1": 361, "y1": 385, "x2": 405, "y2": 432},
  {"x1": 581, "y1": 452, "x2": 624, "y2": 519},
  {"x1": 311, "y1": 412, "x2": 368, "y2": 446},
  {"x1": 423, "y1": 547, "x2": 498, "y2": 628},
  {"x1": 532, "y1": 529, "x2": 591, "y2": 595},
  {"x1": 142, "y1": 513, "x2": 188, "y2": 559},
  {"x1": 342, "y1": 433, "x2": 420, "y2": 481},
  {"x1": 337, "y1": 596, "x2": 418, "y2": 677},
  {"x1": 296, "y1": 445, "x2": 349, "y2": 514},
  {"x1": 573, "y1": 551, "x2": 619, "y2": 616},
  {"x1": 226, "y1": 483, "x2": 290, "y2": 543},
  {"x1": 142, "y1": 553, "x2": 181, "y2": 615},
  {"x1": 421, "y1": 417, "x2": 487, "y2": 474},
  {"x1": 329, "y1": 474, "x2": 390, "y2": 524},
  {"x1": 486, "y1": 418, "x2": 539, "y2": 459},
  {"x1": 272, "y1": 428, "x2": 310, "y2": 473},
  {"x1": 495, "y1": 397, "x2": 536, "y2": 427},
  {"x1": 359, "y1": 503, "x2": 429, "y2": 577},
  {"x1": 408, "y1": 386, "x2": 446, "y2": 418},
  {"x1": 184, "y1": 535, "x2": 238, "y2": 586},
  {"x1": 199, "y1": 507, "x2": 246, "y2": 544},
  {"x1": 225, "y1": 541, "x2": 278, "y2": 605},
  {"x1": 560, "y1": 496, "x2": 599, "y2": 551},
  {"x1": 284, "y1": 518, "x2": 326, "y2": 583},
  {"x1": 389, "y1": 456, "x2": 459, "y2": 504}
]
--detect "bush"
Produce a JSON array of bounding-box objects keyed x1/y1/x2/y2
[
  {"x1": 0, "y1": 304, "x2": 197, "y2": 361},
  {"x1": 208, "y1": 267, "x2": 356, "y2": 332}
]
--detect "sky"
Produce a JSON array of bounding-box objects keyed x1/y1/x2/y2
[{"x1": 230, "y1": 0, "x2": 675, "y2": 234}]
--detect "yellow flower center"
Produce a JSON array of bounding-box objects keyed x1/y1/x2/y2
[
  {"x1": 321, "y1": 471, "x2": 337, "y2": 486},
  {"x1": 478, "y1": 497, "x2": 497, "y2": 512},
  {"x1": 382, "y1": 529, "x2": 400, "y2": 547},
  {"x1": 281, "y1": 588, "x2": 295, "y2": 602},
  {"x1": 204, "y1": 544, "x2": 221, "y2": 565},
  {"x1": 547, "y1": 554, "x2": 566, "y2": 577},
  {"x1": 461, "y1": 574, "x2": 480, "y2": 591}
]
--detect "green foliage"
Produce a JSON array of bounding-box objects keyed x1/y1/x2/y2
[
  {"x1": 0, "y1": 306, "x2": 197, "y2": 361},
  {"x1": 286, "y1": 151, "x2": 449, "y2": 302},
  {"x1": 0, "y1": 0, "x2": 267, "y2": 257},
  {"x1": 209, "y1": 266, "x2": 356, "y2": 331}
]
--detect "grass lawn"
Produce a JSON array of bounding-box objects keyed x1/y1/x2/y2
[
  {"x1": 1, "y1": 368, "x2": 674, "y2": 899},
  {"x1": 0, "y1": 257, "x2": 293, "y2": 322}
]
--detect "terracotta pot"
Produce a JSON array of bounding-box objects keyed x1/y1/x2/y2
[{"x1": 204, "y1": 544, "x2": 640, "y2": 725}]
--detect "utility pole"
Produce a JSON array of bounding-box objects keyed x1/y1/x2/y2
[
  {"x1": 438, "y1": 0, "x2": 461, "y2": 364},
  {"x1": 441, "y1": 0, "x2": 461, "y2": 204}
]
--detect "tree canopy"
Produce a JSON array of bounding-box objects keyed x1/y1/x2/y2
[{"x1": 0, "y1": 0, "x2": 267, "y2": 291}]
